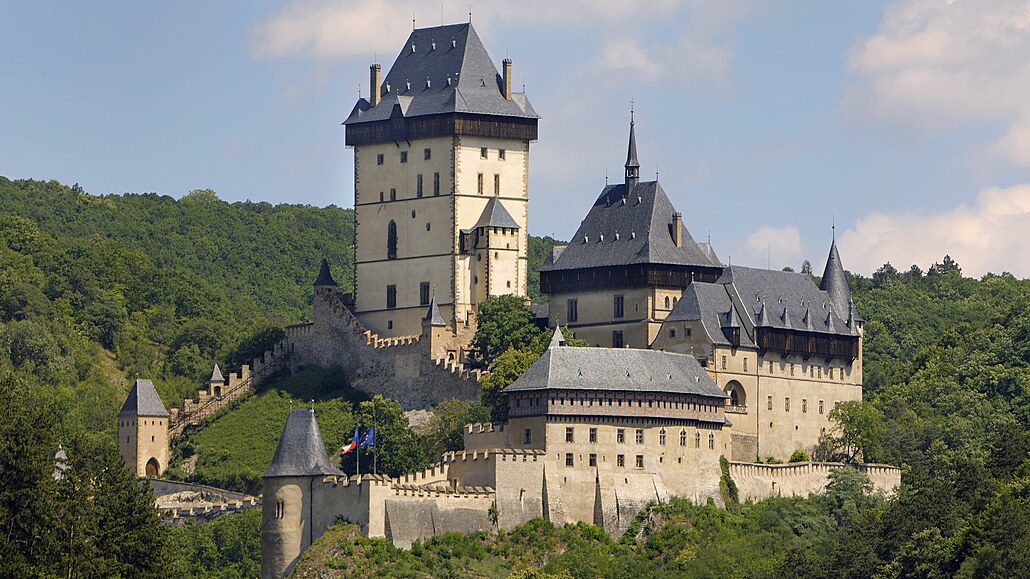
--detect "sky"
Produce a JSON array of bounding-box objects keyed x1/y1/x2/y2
[{"x1": 4, "y1": 0, "x2": 1030, "y2": 277}]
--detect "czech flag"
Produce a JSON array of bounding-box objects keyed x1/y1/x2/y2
[{"x1": 339, "y1": 426, "x2": 358, "y2": 457}]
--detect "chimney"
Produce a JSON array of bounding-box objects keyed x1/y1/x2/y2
[
  {"x1": 502, "y1": 59, "x2": 512, "y2": 100},
  {"x1": 369, "y1": 64, "x2": 381, "y2": 107},
  {"x1": 673, "y1": 212, "x2": 683, "y2": 247}
]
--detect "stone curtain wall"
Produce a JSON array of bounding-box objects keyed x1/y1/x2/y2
[{"x1": 729, "y1": 461, "x2": 901, "y2": 502}]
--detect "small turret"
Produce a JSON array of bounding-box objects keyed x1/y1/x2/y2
[
  {"x1": 313, "y1": 257, "x2": 337, "y2": 287},
  {"x1": 549, "y1": 326, "x2": 566, "y2": 349},
  {"x1": 624, "y1": 110, "x2": 640, "y2": 189},
  {"x1": 819, "y1": 239, "x2": 851, "y2": 319},
  {"x1": 208, "y1": 364, "x2": 225, "y2": 397},
  {"x1": 721, "y1": 307, "x2": 741, "y2": 346}
]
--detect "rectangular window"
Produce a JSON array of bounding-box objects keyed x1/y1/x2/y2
[
  {"x1": 481, "y1": 147, "x2": 488, "y2": 159},
  {"x1": 565, "y1": 427, "x2": 574, "y2": 443},
  {"x1": 565, "y1": 453, "x2": 574, "y2": 467},
  {"x1": 400, "y1": 151, "x2": 408, "y2": 163},
  {"x1": 417, "y1": 174, "x2": 423, "y2": 197},
  {"x1": 686, "y1": 327, "x2": 692, "y2": 337},
  {"x1": 613, "y1": 295, "x2": 624, "y2": 318},
  {"x1": 743, "y1": 358, "x2": 748, "y2": 372},
  {"x1": 424, "y1": 148, "x2": 431, "y2": 160},
  {"x1": 589, "y1": 428, "x2": 597, "y2": 443},
  {"x1": 617, "y1": 454, "x2": 625, "y2": 467},
  {"x1": 390, "y1": 188, "x2": 396, "y2": 201},
  {"x1": 670, "y1": 329, "x2": 676, "y2": 338},
  {"x1": 420, "y1": 282, "x2": 430, "y2": 306},
  {"x1": 617, "y1": 429, "x2": 625, "y2": 444},
  {"x1": 523, "y1": 428, "x2": 532, "y2": 444},
  {"x1": 499, "y1": 148, "x2": 506, "y2": 160},
  {"x1": 635, "y1": 429, "x2": 644, "y2": 445},
  {"x1": 477, "y1": 173, "x2": 484, "y2": 194},
  {"x1": 434, "y1": 172, "x2": 440, "y2": 195},
  {"x1": 709, "y1": 434, "x2": 715, "y2": 450},
  {"x1": 635, "y1": 455, "x2": 644, "y2": 468},
  {"x1": 802, "y1": 398, "x2": 808, "y2": 413},
  {"x1": 767, "y1": 395, "x2": 773, "y2": 411},
  {"x1": 589, "y1": 454, "x2": 597, "y2": 467},
  {"x1": 494, "y1": 174, "x2": 500, "y2": 195},
  {"x1": 376, "y1": 153, "x2": 384, "y2": 165},
  {"x1": 819, "y1": 400, "x2": 824, "y2": 414},
  {"x1": 721, "y1": 355, "x2": 727, "y2": 370},
  {"x1": 790, "y1": 364, "x2": 795, "y2": 376},
  {"x1": 567, "y1": 299, "x2": 578, "y2": 323},
  {"x1": 785, "y1": 397, "x2": 791, "y2": 412},
  {"x1": 386, "y1": 285, "x2": 397, "y2": 309},
  {"x1": 612, "y1": 331, "x2": 624, "y2": 348}
]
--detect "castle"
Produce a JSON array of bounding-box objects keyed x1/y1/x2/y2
[{"x1": 255, "y1": 21, "x2": 898, "y2": 579}]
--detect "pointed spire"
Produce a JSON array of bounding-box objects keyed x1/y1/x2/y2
[
  {"x1": 802, "y1": 306, "x2": 814, "y2": 331},
  {"x1": 209, "y1": 364, "x2": 224, "y2": 383},
  {"x1": 314, "y1": 257, "x2": 337, "y2": 287},
  {"x1": 722, "y1": 306, "x2": 741, "y2": 329},
  {"x1": 422, "y1": 295, "x2": 445, "y2": 327},
  {"x1": 549, "y1": 326, "x2": 566, "y2": 349},
  {"x1": 819, "y1": 239, "x2": 851, "y2": 318},
  {"x1": 781, "y1": 306, "x2": 791, "y2": 329},
  {"x1": 847, "y1": 298, "x2": 860, "y2": 333},
  {"x1": 756, "y1": 302, "x2": 767, "y2": 326},
  {"x1": 624, "y1": 107, "x2": 640, "y2": 188},
  {"x1": 825, "y1": 309, "x2": 836, "y2": 333}
]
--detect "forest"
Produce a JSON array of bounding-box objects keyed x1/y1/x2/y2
[{"x1": 2, "y1": 177, "x2": 1030, "y2": 576}]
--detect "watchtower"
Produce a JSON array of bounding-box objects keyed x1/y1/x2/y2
[{"x1": 117, "y1": 378, "x2": 170, "y2": 477}]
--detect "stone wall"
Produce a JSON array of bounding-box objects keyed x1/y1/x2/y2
[
  {"x1": 252, "y1": 286, "x2": 481, "y2": 410},
  {"x1": 729, "y1": 461, "x2": 901, "y2": 502}
]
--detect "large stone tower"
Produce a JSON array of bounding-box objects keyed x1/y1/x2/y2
[
  {"x1": 343, "y1": 22, "x2": 539, "y2": 340},
  {"x1": 117, "y1": 379, "x2": 170, "y2": 477}
]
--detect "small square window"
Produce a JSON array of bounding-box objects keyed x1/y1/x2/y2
[
  {"x1": 686, "y1": 327, "x2": 692, "y2": 337},
  {"x1": 635, "y1": 455, "x2": 644, "y2": 468},
  {"x1": 424, "y1": 148, "x2": 431, "y2": 160},
  {"x1": 617, "y1": 454, "x2": 625, "y2": 467},
  {"x1": 400, "y1": 151, "x2": 408, "y2": 163},
  {"x1": 499, "y1": 149, "x2": 506, "y2": 160},
  {"x1": 670, "y1": 329, "x2": 676, "y2": 339},
  {"x1": 376, "y1": 153, "x2": 384, "y2": 165},
  {"x1": 589, "y1": 453, "x2": 597, "y2": 467},
  {"x1": 617, "y1": 429, "x2": 625, "y2": 444},
  {"x1": 387, "y1": 320, "x2": 393, "y2": 330},
  {"x1": 565, "y1": 453, "x2": 574, "y2": 467},
  {"x1": 481, "y1": 147, "x2": 488, "y2": 159}
]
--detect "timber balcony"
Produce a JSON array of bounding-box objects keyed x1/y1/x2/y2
[{"x1": 725, "y1": 404, "x2": 748, "y2": 415}]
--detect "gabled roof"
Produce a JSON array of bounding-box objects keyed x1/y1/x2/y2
[
  {"x1": 118, "y1": 379, "x2": 170, "y2": 417},
  {"x1": 504, "y1": 341, "x2": 726, "y2": 399},
  {"x1": 819, "y1": 240, "x2": 851, "y2": 320},
  {"x1": 473, "y1": 197, "x2": 520, "y2": 230},
  {"x1": 265, "y1": 410, "x2": 344, "y2": 479},
  {"x1": 538, "y1": 181, "x2": 717, "y2": 271},
  {"x1": 726, "y1": 266, "x2": 852, "y2": 336},
  {"x1": 422, "y1": 295, "x2": 446, "y2": 326},
  {"x1": 344, "y1": 23, "x2": 537, "y2": 125},
  {"x1": 666, "y1": 282, "x2": 755, "y2": 348},
  {"x1": 314, "y1": 257, "x2": 337, "y2": 287}
]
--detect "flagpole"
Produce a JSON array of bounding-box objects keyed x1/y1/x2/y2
[
  {"x1": 373, "y1": 403, "x2": 378, "y2": 476},
  {"x1": 356, "y1": 421, "x2": 361, "y2": 478}
]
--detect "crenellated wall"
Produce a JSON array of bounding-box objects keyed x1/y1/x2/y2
[{"x1": 729, "y1": 461, "x2": 901, "y2": 502}]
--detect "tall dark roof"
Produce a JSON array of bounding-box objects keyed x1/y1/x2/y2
[
  {"x1": 344, "y1": 23, "x2": 537, "y2": 125},
  {"x1": 422, "y1": 295, "x2": 446, "y2": 326},
  {"x1": 314, "y1": 257, "x2": 337, "y2": 287},
  {"x1": 265, "y1": 410, "x2": 344, "y2": 479},
  {"x1": 118, "y1": 379, "x2": 170, "y2": 417},
  {"x1": 538, "y1": 181, "x2": 717, "y2": 271},
  {"x1": 819, "y1": 240, "x2": 852, "y2": 321},
  {"x1": 473, "y1": 197, "x2": 520, "y2": 230},
  {"x1": 625, "y1": 113, "x2": 640, "y2": 186},
  {"x1": 504, "y1": 340, "x2": 726, "y2": 398}
]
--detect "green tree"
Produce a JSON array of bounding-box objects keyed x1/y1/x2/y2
[
  {"x1": 472, "y1": 295, "x2": 543, "y2": 365},
  {"x1": 343, "y1": 395, "x2": 431, "y2": 477},
  {"x1": 425, "y1": 398, "x2": 491, "y2": 455},
  {"x1": 826, "y1": 401, "x2": 886, "y2": 462}
]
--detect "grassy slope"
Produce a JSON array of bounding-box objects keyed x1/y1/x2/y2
[{"x1": 170, "y1": 368, "x2": 367, "y2": 492}]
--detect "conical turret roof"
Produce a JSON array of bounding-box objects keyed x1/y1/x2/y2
[
  {"x1": 625, "y1": 112, "x2": 640, "y2": 172},
  {"x1": 819, "y1": 240, "x2": 851, "y2": 318},
  {"x1": 314, "y1": 257, "x2": 337, "y2": 287},
  {"x1": 549, "y1": 326, "x2": 566, "y2": 349},
  {"x1": 422, "y1": 295, "x2": 446, "y2": 326},
  {"x1": 209, "y1": 364, "x2": 224, "y2": 383},
  {"x1": 265, "y1": 410, "x2": 344, "y2": 478}
]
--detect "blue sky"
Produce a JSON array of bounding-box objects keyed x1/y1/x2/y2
[{"x1": 4, "y1": 1, "x2": 1030, "y2": 276}]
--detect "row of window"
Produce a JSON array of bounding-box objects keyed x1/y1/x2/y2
[
  {"x1": 717, "y1": 355, "x2": 848, "y2": 381},
  {"x1": 377, "y1": 172, "x2": 442, "y2": 203},
  {"x1": 563, "y1": 442, "x2": 717, "y2": 468},
  {"x1": 515, "y1": 395, "x2": 716, "y2": 412},
  {"x1": 766, "y1": 396, "x2": 834, "y2": 414},
  {"x1": 119, "y1": 419, "x2": 163, "y2": 427},
  {"x1": 385, "y1": 282, "x2": 434, "y2": 309},
  {"x1": 560, "y1": 426, "x2": 714, "y2": 448},
  {"x1": 374, "y1": 147, "x2": 508, "y2": 166}
]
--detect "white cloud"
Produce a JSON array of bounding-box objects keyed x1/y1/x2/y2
[
  {"x1": 737, "y1": 225, "x2": 802, "y2": 268},
  {"x1": 838, "y1": 184, "x2": 1030, "y2": 276},
  {"x1": 845, "y1": 0, "x2": 1030, "y2": 165}
]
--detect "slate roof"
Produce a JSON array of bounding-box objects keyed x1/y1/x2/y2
[
  {"x1": 667, "y1": 282, "x2": 756, "y2": 348},
  {"x1": 118, "y1": 379, "x2": 170, "y2": 417},
  {"x1": 209, "y1": 364, "x2": 224, "y2": 383},
  {"x1": 473, "y1": 197, "x2": 520, "y2": 230},
  {"x1": 422, "y1": 296, "x2": 446, "y2": 326},
  {"x1": 728, "y1": 265, "x2": 853, "y2": 335},
  {"x1": 265, "y1": 410, "x2": 345, "y2": 478},
  {"x1": 343, "y1": 23, "x2": 537, "y2": 125},
  {"x1": 314, "y1": 257, "x2": 337, "y2": 286},
  {"x1": 529, "y1": 303, "x2": 550, "y2": 321},
  {"x1": 538, "y1": 181, "x2": 717, "y2": 271},
  {"x1": 819, "y1": 240, "x2": 854, "y2": 322},
  {"x1": 504, "y1": 341, "x2": 726, "y2": 399}
]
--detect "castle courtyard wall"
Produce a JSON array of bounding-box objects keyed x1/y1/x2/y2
[{"x1": 729, "y1": 461, "x2": 901, "y2": 502}]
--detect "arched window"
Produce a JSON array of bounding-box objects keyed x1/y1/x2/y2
[
  {"x1": 725, "y1": 380, "x2": 745, "y2": 408},
  {"x1": 387, "y1": 221, "x2": 398, "y2": 259},
  {"x1": 679, "y1": 429, "x2": 687, "y2": 446},
  {"x1": 659, "y1": 428, "x2": 667, "y2": 446},
  {"x1": 695, "y1": 432, "x2": 701, "y2": 448},
  {"x1": 664, "y1": 296, "x2": 670, "y2": 309},
  {"x1": 708, "y1": 433, "x2": 715, "y2": 450}
]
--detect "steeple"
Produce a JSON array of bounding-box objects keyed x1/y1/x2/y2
[
  {"x1": 313, "y1": 257, "x2": 337, "y2": 287},
  {"x1": 209, "y1": 364, "x2": 225, "y2": 383},
  {"x1": 549, "y1": 326, "x2": 566, "y2": 349},
  {"x1": 624, "y1": 108, "x2": 640, "y2": 188},
  {"x1": 819, "y1": 238, "x2": 851, "y2": 318},
  {"x1": 422, "y1": 295, "x2": 446, "y2": 327}
]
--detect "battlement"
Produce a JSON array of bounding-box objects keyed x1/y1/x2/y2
[
  {"x1": 442, "y1": 448, "x2": 545, "y2": 463},
  {"x1": 466, "y1": 422, "x2": 506, "y2": 435},
  {"x1": 392, "y1": 482, "x2": 495, "y2": 498},
  {"x1": 434, "y1": 357, "x2": 483, "y2": 381},
  {"x1": 398, "y1": 463, "x2": 450, "y2": 485},
  {"x1": 320, "y1": 473, "x2": 394, "y2": 487},
  {"x1": 365, "y1": 331, "x2": 421, "y2": 349},
  {"x1": 728, "y1": 461, "x2": 901, "y2": 502},
  {"x1": 170, "y1": 364, "x2": 261, "y2": 438},
  {"x1": 284, "y1": 323, "x2": 313, "y2": 339}
]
